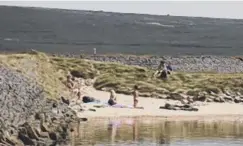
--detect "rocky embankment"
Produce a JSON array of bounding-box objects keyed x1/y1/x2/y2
[
  {"x1": 53, "y1": 53, "x2": 243, "y2": 73},
  {"x1": 0, "y1": 67, "x2": 82, "y2": 146},
  {"x1": 159, "y1": 91, "x2": 243, "y2": 112},
  {"x1": 84, "y1": 55, "x2": 243, "y2": 73}
]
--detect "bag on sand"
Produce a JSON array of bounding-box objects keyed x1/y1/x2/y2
[{"x1": 82, "y1": 96, "x2": 95, "y2": 103}]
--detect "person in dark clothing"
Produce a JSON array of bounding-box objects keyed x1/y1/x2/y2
[
  {"x1": 108, "y1": 98, "x2": 116, "y2": 106},
  {"x1": 82, "y1": 95, "x2": 100, "y2": 103},
  {"x1": 160, "y1": 70, "x2": 168, "y2": 79}
]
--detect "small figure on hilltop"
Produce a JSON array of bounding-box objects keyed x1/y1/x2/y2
[
  {"x1": 153, "y1": 60, "x2": 167, "y2": 79},
  {"x1": 153, "y1": 60, "x2": 173, "y2": 79}
]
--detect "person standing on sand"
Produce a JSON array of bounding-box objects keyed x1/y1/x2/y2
[{"x1": 133, "y1": 85, "x2": 139, "y2": 108}]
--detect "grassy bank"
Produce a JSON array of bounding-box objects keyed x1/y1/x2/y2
[{"x1": 1, "y1": 51, "x2": 243, "y2": 99}]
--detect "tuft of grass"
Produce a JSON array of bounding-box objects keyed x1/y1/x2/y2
[{"x1": 1, "y1": 51, "x2": 243, "y2": 99}]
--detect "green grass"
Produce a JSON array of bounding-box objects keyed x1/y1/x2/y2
[{"x1": 1, "y1": 51, "x2": 243, "y2": 99}]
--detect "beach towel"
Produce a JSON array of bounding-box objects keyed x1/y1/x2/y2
[{"x1": 111, "y1": 104, "x2": 134, "y2": 108}]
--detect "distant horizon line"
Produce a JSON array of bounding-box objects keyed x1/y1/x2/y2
[{"x1": 1, "y1": 4, "x2": 243, "y2": 20}]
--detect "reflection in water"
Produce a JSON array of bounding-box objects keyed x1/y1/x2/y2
[{"x1": 73, "y1": 118, "x2": 243, "y2": 146}]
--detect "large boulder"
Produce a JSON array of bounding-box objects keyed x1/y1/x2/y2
[
  {"x1": 0, "y1": 67, "x2": 46, "y2": 130},
  {"x1": 70, "y1": 70, "x2": 95, "y2": 79},
  {"x1": 167, "y1": 93, "x2": 187, "y2": 100},
  {"x1": 0, "y1": 67, "x2": 81, "y2": 145}
]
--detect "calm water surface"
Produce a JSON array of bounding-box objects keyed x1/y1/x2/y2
[{"x1": 71, "y1": 118, "x2": 243, "y2": 146}]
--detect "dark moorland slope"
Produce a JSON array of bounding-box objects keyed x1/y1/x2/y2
[{"x1": 1, "y1": 6, "x2": 243, "y2": 55}]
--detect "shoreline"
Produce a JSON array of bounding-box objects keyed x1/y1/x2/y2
[
  {"x1": 71, "y1": 87, "x2": 243, "y2": 122},
  {"x1": 84, "y1": 115, "x2": 243, "y2": 122}
]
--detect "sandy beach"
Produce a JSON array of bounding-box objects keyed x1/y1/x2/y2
[{"x1": 70, "y1": 87, "x2": 243, "y2": 121}]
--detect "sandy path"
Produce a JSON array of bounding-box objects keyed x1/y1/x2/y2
[{"x1": 71, "y1": 87, "x2": 243, "y2": 121}]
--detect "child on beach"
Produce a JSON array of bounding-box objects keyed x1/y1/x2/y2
[{"x1": 132, "y1": 85, "x2": 144, "y2": 109}]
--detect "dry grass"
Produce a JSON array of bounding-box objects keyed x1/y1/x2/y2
[{"x1": 1, "y1": 51, "x2": 243, "y2": 99}]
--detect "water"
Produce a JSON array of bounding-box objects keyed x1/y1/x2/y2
[
  {"x1": 70, "y1": 118, "x2": 243, "y2": 146},
  {"x1": 2, "y1": 6, "x2": 243, "y2": 55}
]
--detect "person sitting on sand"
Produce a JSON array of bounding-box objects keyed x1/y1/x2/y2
[
  {"x1": 66, "y1": 75, "x2": 75, "y2": 89},
  {"x1": 66, "y1": 74, "x2": 84, "y2": 95},
  {"x1": 108, "y1": 89, "x2": 117, "y2": 106},
  {"x1": 133, "y1": 85, "x2": 139, "y2": 108}
]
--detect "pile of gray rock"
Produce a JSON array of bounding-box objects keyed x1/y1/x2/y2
[
  {"x1": 83, "y1": 55, "x2": 243, "y2": 73},
  {"x1": 51, "y1": 53, "x2": 243, "y2": 73},
  {"x1": 158, "y1": 91, "x2": 243, "y2": 112},
  {"x1": 159, "y1": 103, "x2": 199, "y2": 111},
  {"x1": 0, "y1": 67, "x2": 83, "y2": 145},
  {"x1": 47, "y1": 53, "x2": 243, "y2": 73}
]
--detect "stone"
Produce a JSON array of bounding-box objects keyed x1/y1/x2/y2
[
  {"x1": 52, "y1": 103, "x2": 58, "y2": 108},
  {"x1": 85, "y1": 79, "x2": 93, "y2": 86},
  {"x1": 167, "y1": 93, "x2": 185, "y2": 100},
  {"x1": 181, "y1": 99, "x2": 188, "y2": 104},
  {"x1": 206, "y1": 98, "x2": 213, "y2": 102},
  {"x1": 187, "y1": 97, "x2": 194, "y2": 103},
  {"x1": 160, "y1": 103, "x2": 199, "y2": 111},
  {"x1": 88, "y1": 108, "x2": 96, "y2": 112},
  {"x1": 24, "y1": 124, "x2": 39, "y2": 140},
  {"x1": 18, "y1": 133, "x2": 35, "y2": 146},
  {"x1": 236, "y1": 92, "x2": 242, "y2": 96},
  {"x1": 196, "y1": 94, "x2": 207, "y2": 102},
  {"x1": 61, "y1": 96, "x2": 70, "y2": 105},
  {"x1": 225, "y1": 91, "x2": 232, "y2": 96},
  {"x1": 214, "y1": 97, "x2": 225, "y2": 103},
  {"x1": 223, "y1": 95, "x2": 233, "y2": 101},
  {"x1": 80, "y1": 118, "x2": 88, "y2": 122},
  {"x1": 234, "y1": 96, "x2": 241, "y2": 103},
  {"x1": 34, "y1": 128, "x2": 49, "y2": 139},
  {"x1": 210, "y1": 91, "x2": 218, "y2": 96},
  {"x1": 5, "y1": 136, "x2": 24, "y2": 146},
  {"x1": 70, "y1": 70, "x2": 86, "y2": 78},
  {"x1": 40, "y1": 123, "x2": 50, "y2": 133},
  {"x1": 48, "y1": 132, "x2": 58, "y2": 141}
]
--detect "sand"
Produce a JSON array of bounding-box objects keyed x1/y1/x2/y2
[{"x1": 70, "y1": 87, "x2": 243, "y2": 121}]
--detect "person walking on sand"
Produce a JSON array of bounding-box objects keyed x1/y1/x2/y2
[{"x1": 133, "y1": 85, "x2": 139, "y2": 108}]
